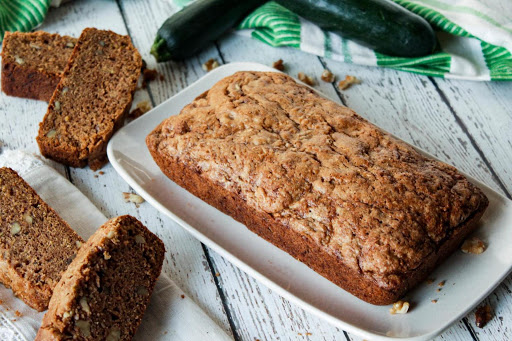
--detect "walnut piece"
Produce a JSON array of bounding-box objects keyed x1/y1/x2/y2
[
  {"x1": 321, "y1": 69, "x2": 335, "y2": 83},
  {"x1": 338, "y1": 75, "x2": 361, "y2": 90},
  {"x1": 461, "y1": 237, "x2": 486, "y2": 254},
  {"x1": 135, "y1": 234, "x2": 146, "y2": 244},
  {"x1": 475, "y1": 304, "x2": 493, "y2": 328},
  {"x1": 76, "y1": 320, "x2": 91, "y2": 337},
  {"x1": 23, "y1": 214, "x2": 33, "y2": 224},
  {"x1": 123, "y1": 192, "x2": 145, "y2": 206},
  {"x1": 10, "y1": 222, "x2": 21, "y2": 235},
  {"x1": 106, "y1": 329, "x2": 121, "y2": 341},
  {"x1": 202, "y1": 58, "x2": 220, "y2": 72},
  {"x1": 272, "y1": 59, "x2": 285, "y2": 71},
  {"x1": 389, "y1": 300, "x2": 409, "y2": 314},
  {"x1": 298, "y1": 72, "x2": 315, "y2": 86},
  {"x1": 46, "y1": 129, "x2": 58, "y2": 138},
  {"x1": 80, "y1": 297, "x2": 91, "y2": 315}
]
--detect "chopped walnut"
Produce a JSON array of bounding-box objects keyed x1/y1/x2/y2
[
  {"x1": 298, "y1": 72, "x2": 315, "y2": 86},
  {"x1": 475, "y1": 304, "x2": 493, "y2": 328},
  {"x1": 389, "y1": 300, "x2": 409, "y2": 314},
  {"x1": 338, "y1": 75, "x2": 361, "y2": 90},
  {"x1": 461, "y1": 237, "x2": 486, "y2": 254},
  {"x1": 202, "y1": 58, "x2": 220, "y2": 72},
  {"x1": 123, "y1": 192, "x2": 145, "y2": 207},
  {"x1": 272, "y1": 59, "x2": 285, "y2": 71},
  {"x1": 321, "y1": 69, "x2": 335, "y2": 83}
]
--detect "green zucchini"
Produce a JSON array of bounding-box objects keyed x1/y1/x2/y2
[
  {"x1": 276, "y1": 0, "x2": 436, "y2": 57},
  {"x1": 151, "y1": 0, "x2": 265, "y2": 62}
]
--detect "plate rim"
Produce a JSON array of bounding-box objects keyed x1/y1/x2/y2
[{"x1": 107, "y1": 62, "x2": 512, "y2": 341}]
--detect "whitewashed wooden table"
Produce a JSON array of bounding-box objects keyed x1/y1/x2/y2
[{"x1": 1, "y1": 1, "x2": 511, "y2": 340}]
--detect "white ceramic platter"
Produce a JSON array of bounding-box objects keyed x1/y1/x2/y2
[{"x1": 107, "y1": 62, "x2": 512, "y2": 341}]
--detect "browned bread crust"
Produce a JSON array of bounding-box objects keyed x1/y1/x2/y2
[
  {"x1": 146, "y1": 71, "x2": 489, "y2": 305},
  {"x1": 37, "y1": 28, "x2": 142, "y2": 170},
  {"x1": 1, "y1": 31, "x2": 76, "y2": 101},
  {"x1": 36, "y1": 215, "x2": 165, "y2": 340},
  {"x1": 0, "y1": 167, "x2": 83, "y2": 311}
]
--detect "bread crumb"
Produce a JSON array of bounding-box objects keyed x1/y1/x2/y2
[
  {"x1": 272, "y1": 59, "x2": 285, "y2": 71},
  {"x1": 338, "y1": 75, "x2": 361, "y2": 90},
  {"x1": 298, "y1": 72, "x2": 315, "y2": 86},
  {"x1": 436, "y1": 288, "x2": 442, "y2": 292},
  {"x1": 129, "y1": 101, "x2": 152, "y2": 120},
  {"x1": 426, "y1": 278, "x2": 435, "y2": 284},
  {"x1": 142, "y1": 68, "x2": 159, "y2": 88},
  {"x1": 321, "y1": 69, "x2": 335, "y2": 83},
  {"x1": 475, "y1": 304, "x2": 493, "y2": 328},
  {"x1": 431, "y1": 299, "x2": 438, "y2": 303},
  {"x1": 461, "y1": 237, "x2": 486, "y2": 254},
  {"x1": 181, "y1": 294, "x2": 185, "y2": 299},
  {"x1": 202, "y1": 58, "x2": 220, "y2": 72},
  {"x1": 215, "y1": 272, "x2": 220, "y2": 277},
  {"x1": 438, "y1": 280, "x2": 446, "y2": 287},
  {"x1": 15, "y1": 310, "x2": 22, "y2": 317}
]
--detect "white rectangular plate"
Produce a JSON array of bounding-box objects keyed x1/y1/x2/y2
[{"x1": 107, "y1": 62, "x2": 512, "y2": 341}]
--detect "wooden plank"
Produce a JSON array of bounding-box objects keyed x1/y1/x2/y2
[
  {"x1": 430, "y1": 79, "x2": 512, "y2": 196},
  {"x1": 39, "y1": 0, "x2": 234, "y2": 336}
]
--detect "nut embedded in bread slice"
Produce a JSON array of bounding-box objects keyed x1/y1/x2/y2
[
  {"x1": 0, "y1": 167, "x2": 83, "y2": 311},
  {"x1": 36, "y1": 215, "x2": 165, "y2": 340}
]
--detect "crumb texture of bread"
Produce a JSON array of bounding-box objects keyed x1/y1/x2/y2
[
  {"x1": 0, "y1": 167, "x2": 83, "y2": 311},
  {"x1": 36, "y1": 28, "x2": 142, "y2": 170},
  {"x1": 36, "y1": 215, "x2": 165, "y2": 340},
  {"x1": 146, "y1": 71, "x2": 489, "y2": 304},
  {"x1": 1, "y1": 31, "x2": 77, "y2": 101}
]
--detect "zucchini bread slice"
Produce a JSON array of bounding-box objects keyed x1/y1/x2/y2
[
  {"x1": 36, "y1": 215, "x2": 165, "y2": 340},
  {"x1": 146, "y1": 71, "x2": 489, "y2": 305},
  {"x1": 0, "y1": 167, "x2": 83, "y2": 311},
  {"x1": 37, "y1": 28, "x2": 142, "y2": 170},
  {"x1": 1, "y1": 31, "x2": 77, "y2": 101}
]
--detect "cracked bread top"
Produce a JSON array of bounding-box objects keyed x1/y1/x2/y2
[{"x1": 148, "y1": 71, "x2": 488, "y2": 290}]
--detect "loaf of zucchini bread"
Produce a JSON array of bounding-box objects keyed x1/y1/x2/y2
[{"x1": 146, "y1": 71, "x2": 488, "y2": 305}]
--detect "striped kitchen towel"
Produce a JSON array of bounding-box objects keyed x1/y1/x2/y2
[
  {"x1": 0, "y1": 0, "x2": 70, "y2": 43},
  {"x1": 239, "y1": 1, "x2": 512, "y2": 81},
  {"x1": 0, "y1": 0, "x2": 51, "y2": 43}
]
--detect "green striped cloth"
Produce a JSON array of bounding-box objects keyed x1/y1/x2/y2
[
  {"x1": 0, "y1": 0, "x2": 51, "y2": 43},
  {"x1": 238, "y1": 1, "x2": 512, "y2": 80}
]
